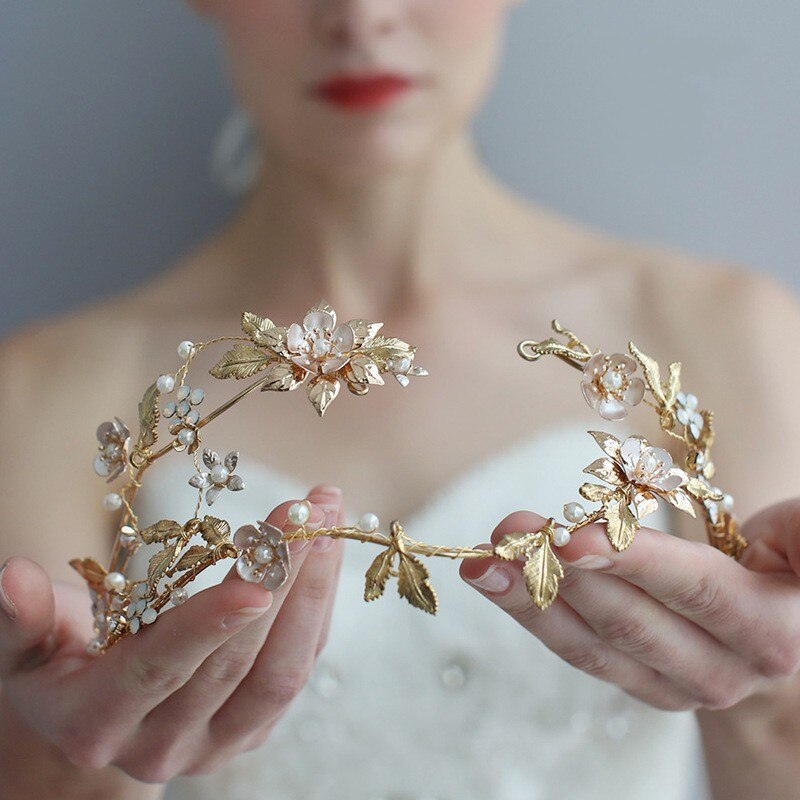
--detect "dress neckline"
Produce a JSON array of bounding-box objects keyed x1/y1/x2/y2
[{"x1": 146, "y1": 418, "x2": 598, "y2": 530}]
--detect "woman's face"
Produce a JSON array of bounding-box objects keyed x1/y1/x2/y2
[{"x1": 193, "y1": 0, "x2": 517, "y2": 179}]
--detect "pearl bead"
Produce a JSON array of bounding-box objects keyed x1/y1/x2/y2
[
  {"x1": 563, "y1": 502, "x2": 586, "y2": 523},
  {"x1": 103, "y1": 492, "x2": 122, "y2": 511},
  {"x1": 177, "y1": 340, "x2": 194, "y2": 359},
  {"x1": 103, "y1": 571, "x2": 127, "y2": 593},
  {"x1": 601, "y1": 370, "x2": 624, "y2": 391},
  {"x1": 721, "y1": 494, "x2": 735, "y2": 514},
  {"x1": 170, "y1": 587, "x2": 188, "y2": 606},
  {"x1": 129, "y1": 617, "x2": 141, "y2": 634},
  {"x1": 86, "y1": 640, "x2": 103, "y2": 655},
  {"x1": 176, "y1": 384, "x2": 191, "y2": 401},
  {"x1": 120, "y1": 532, "x2": 137, "y2": 549},
  {"x1": 177, "y1": 400, "x2": 191, "y2": 417},
  {"x1": 288, "y1": 501, "x2": 311, "y2": 526},
  {"x1": 177, "y1": 428, "x2": 195, "y2": 446},
  {"x1": 189, "y1": 388, "x2": 205, "y2": 405},
  {"x1": 156, "y1": 374, "x2": 175, "y2": 394},
  {"x1": 359, "y1": 513, "x2": 380, "y2": 533},
  {"x1": 185, "y1": 410, "x2": 200, "y2": 426},
  {"x1": 552, "y1": 527, "x2": 572, "y2": 547},
  {"x1": 162, "y1": 401, "x2": 177, "y2": 419},
  {"x1": 254, "y1": 543, "x2": 275, "y2": 564},
  {"x1": 141, "y1": 608, "x2": 158, "y2": 625},
  {"x1": 210, "y1": 464, "x2": 229, "y2": 485},
  {"x1": 93, "y1": 454, "x2": 110, "y2": 477}
]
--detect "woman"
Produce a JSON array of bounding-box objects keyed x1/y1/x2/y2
[{"x1": 2, "y1": 1, "x2": 800, "y2": 798}]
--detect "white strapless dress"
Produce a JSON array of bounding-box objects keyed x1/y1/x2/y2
[{"x1": 130, "y1": 421, "x2": 711, "y2": 800}]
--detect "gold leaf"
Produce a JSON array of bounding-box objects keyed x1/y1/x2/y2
[
  {"x1": 200, "y1": 515, "x2": 231, "y2": 547},
  {"x1": 259, "y1": 360, "x2": 304, "y2": 392},
  {"x1": 396, "y1": 552, "x2": 438, "y2": 615},
  {"x1": 137, "y1": 381, "x2": 160, "y2": 450},
  {"x1": 696, "y1": 410, "x2": 715, "y2": 450},
  {"x1": 665, "y1": 361, "x2": 682, "y2": 408},
  {"x1": 686, "y1": 477, "x2": 723, "y2": 502},
  {"x1": 628, "y1": 341, "x2": 665, "y2": 405},
  {"x1": 579, "y1": 482, "x2": 617, "y2": 503},
  {"x1": 494, "y1": 531, "x2": 539, "y2": 561},
  {"x1": 583, "y1": 458, "x2": 626, "y2": 486},
  {"x1": 69, "y1": 557, "x2": 108, "y2": 591},
  {"x1": 309, "y1": 299, "x2": 336, "y2": 319},
  {"x1": 209, "y1": 344, "x2": 272, "y2": 380},
  {"x1": 241, "y1": 311, "x2": 275, "y2": 346},
  {"x1": 348, "y1": 319, "x2": 383, "y2": 346},
  {"x1": 307, "y1": 376, "x2": 340, "y2": 417},
  {"x1": 348, "y1": 354, "x2": 384, "y2": 386},
  {"x1": 522, "y1": 538, "x2": 564, "y2": 611},
  {"x1": 174, "y1": 544, "x2": 213, "y2": 571},
  {"x1": 587, "y1": 430, "x2": 622, "y2": 460},
  {"x1": 139, "y1": 519, "x2": 183, "y2": 544},
  {"x1": 633, "y1": 490, "x2": 660, "y2": 519},
  {"x1": 362, "y1": 335, "x2": 415, "y2": 370},
  {"x1": 664, "y1": 489, "x2": 696, "y2": 517},
  {"x1": 148, "y1": 541, "x2": 182, "y2": 588},
  {"x1": 364, "y1": 547, "x2": 396, "y2": 602},
  {"x1": 605, "y1": 500, "x2": 639, "y2": 551}
]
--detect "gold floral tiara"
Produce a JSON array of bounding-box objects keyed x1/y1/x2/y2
[{"x1": 71, "y1": 306, "x2": 745, "y2": 654}]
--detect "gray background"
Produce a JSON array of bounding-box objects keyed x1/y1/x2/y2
[{"x1": 1, "y1": 1, "x2": 798, "y2": 337}]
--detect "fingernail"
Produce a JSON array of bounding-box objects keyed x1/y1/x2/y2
[
  {"x1": 313, "y1": 535, "x2": 335, "y2": 552},
  {"x1": 466, "y1": 563, "x2": 511, "y2": 594},
  {"x1": 289, "y1": 537, "x2": 312, "y2": 554},
  {"x1": 568, "y1": 555, "x2": 613, "y2": 570},
  {"x1": 221, "y1": 602, "x2": 271, "y2": 630},
  {"x1": 0, "y1": 561, "x2": 16, "y2": 620}
]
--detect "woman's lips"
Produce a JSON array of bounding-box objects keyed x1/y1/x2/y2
[{"x1": 316, "y1": 73, "x2": 413, "y2": 111}]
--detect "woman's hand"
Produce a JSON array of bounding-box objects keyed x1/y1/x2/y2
[
  {"x1": 460, "y1": 499, "x2": 800, "y2": 712},
  {"x1": 0, "y1": 484, "x2": 345, "y2": 788}
]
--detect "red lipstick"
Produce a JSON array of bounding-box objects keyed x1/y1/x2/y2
[{"x1": 316, "y1": 73, "x2": 412, "y2": 111}]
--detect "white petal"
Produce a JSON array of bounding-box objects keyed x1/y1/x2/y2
[
  {"x1": 580, "y1": 380, "x2": 601, "y2": 408},
  {"x1": 583, "y1": 352, "x2": 607, "y2": 376},
  {"x1": 224, "y1": 451, "x2": 239, "y2": 472},
  {"x1": 321, "y1": 355, "x2": 349, "y2": 374},
  {"x1": 287, "y1": 322, "x2": 305, "y2": 353},
  {"x1": 332, "y1": 323, "x2": 355, "y2": 353},
  {"x1": 233, "y1": 524, "x2": 260, "y2": 549},
  {"x1": 227, "y1": 474, "x2": 245, "y2": 491},
  {"x1": 598, "y1": 396, "x2": 627, "y2": 421},
  {"x1": 676, "y1": 407, "x2": 690, "y2": 425},
  {"x1": 206, "y1": 486, "x2": 222, "y2": 505},
  {"x1": 303, "y1": 310, "x2": 334, "y2": 333},
  {"x1": 623, "y1": 377, "x2": 645, "y2": 406},
  {"x1": 189, "y1": 472, "x2": 211, "y2": 489},
  {"x1": 608, "y1": 353, "x2": 637, "y2": 374},
  {"x1": 620, "y1": 436, "x2": 645, "y2": 468},
  {"x1": 202, "y1": 449, "x2": 220, "y2": 469}
]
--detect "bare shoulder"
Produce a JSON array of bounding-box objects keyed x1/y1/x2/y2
[{"x1": 0, "y1": 291, "x2": 156, "y2": 579}]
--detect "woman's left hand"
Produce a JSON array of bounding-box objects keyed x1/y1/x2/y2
[{"x1": 460, "y1": 499, "x2": 800, "y2": 711}]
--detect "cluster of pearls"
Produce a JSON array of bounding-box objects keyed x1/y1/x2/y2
[
  {"x1": 163, "y1": 383, "x2": 205, "y2": 448},
  {"x1": 125, "y1": 583, "x2": 157, "y2": 634},
  {"x1": 675, "y1": 391, "x2": 705, "y2": 440}
]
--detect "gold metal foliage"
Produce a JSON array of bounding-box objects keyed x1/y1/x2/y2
[{"x1": 74, "y1": 308, "x2": 745, "y2": 656}]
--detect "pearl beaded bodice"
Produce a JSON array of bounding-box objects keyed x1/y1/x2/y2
[{"x1": 130, "y1": 421, "x2": 710, "y2": 800}]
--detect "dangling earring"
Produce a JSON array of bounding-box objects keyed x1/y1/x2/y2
[{"x1": 210, "y1": 107, "x2": 263, "y2": 196}]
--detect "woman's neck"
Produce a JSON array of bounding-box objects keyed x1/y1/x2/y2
[{"x1": 217, "y1": 133, "x2": 525, "y2": 315}]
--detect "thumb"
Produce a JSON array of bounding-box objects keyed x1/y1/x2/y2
[{"x1": 0, "y1": 557, "x2": 57, "y2": 678}]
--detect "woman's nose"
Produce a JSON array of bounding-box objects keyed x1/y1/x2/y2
[{"x1": 316, "y1": 0, "x2": 399, "y2": 47}]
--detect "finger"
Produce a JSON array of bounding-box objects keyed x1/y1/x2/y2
[
  {"x1": 314, "y1": 492, "x2": 346, "y2": 657},
  {"x1": 72, "y1": 571, "x2": 275, "y2": 739},
  {"x1": 555, "y1": 565, "x2": 757, "y2": 707},
  {"x1": 557, "y1": 519, "x2": 800, "y2": 669},
  {"x1": 460, "y1": 512, "x2": 698, "y2": 711},
  {"x1": 0, "y1": 557, "x2": 57, "y2": 678},
  {"x1": 209, "y1": 495, "x2": 345, "y2": 742},
  {"x1": 136, "y1": 488, "x2": 340, "y2": 753}
]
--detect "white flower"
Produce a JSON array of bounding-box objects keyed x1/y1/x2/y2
[
  {"x1": 675, "y1": 392, "x2": 704, "y2": 440},
  {"x1": 580, "y1": 353, "x2": 645, "y2": 421},
  {"x1": 287, "y1": 306, "x2": 356, "y2": 376},
  {"x1": 93, "y1": 417, "x2": 130, "y2": 482},
  {"x1": 386, "y1": 356, "x2": 429, "y2": 387},
  {"x1": 234, "y1": 519, "x2": 291, "y2": 590},
  {"x1": 189, "y1": 449, "x2": 245, "y2": 505}
]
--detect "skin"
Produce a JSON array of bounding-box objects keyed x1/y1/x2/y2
[{"x1": 1, "y1": 0, "x2": 800, "y2": 797}]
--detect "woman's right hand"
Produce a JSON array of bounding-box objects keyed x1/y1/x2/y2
[{"x1": 0, "y1": 484, "x2": 345, "y2": 788}]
